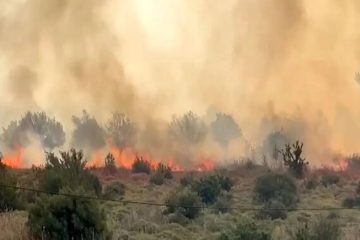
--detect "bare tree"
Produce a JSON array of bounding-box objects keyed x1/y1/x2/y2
[
  {"x1": 279, "y1": 140, "x2": 308, "y2": 178},
  {"x1": 106, "y1": 113, "x2": 136, "y2": 150}
]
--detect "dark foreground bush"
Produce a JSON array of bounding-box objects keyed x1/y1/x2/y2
[
  {"x1": 190, "y1": 174, "x2": 233, "y2": 204},
  {"x1": 39, "y1": 149, "x2": 102, "y2": 196},
  {"x1": 219, "y1": 219, "x2": 271, "y2": 240},
  {"x1": 254, "y1": 173, "x2": 297, "y2": 208},
  {"x1": 103, "y1": 181, "x2": 125, "y2": 200},
  {"x1": 165, "y1": 189, "x2": 202, "y2": 219},
  {"x1": 28, "y1": 188, "x2": 108, "y2": 240},
  {"x1": 293, "y1": 217, "x2": 341, "y2": 240},
  {"x1": 132, "y1": 156, "x2": 151, "y2": 174},
  {"x1": 150, "y1": 170, "x2": 165, "y2": 185}
]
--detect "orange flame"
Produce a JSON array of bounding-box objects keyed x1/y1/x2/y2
[{"x1": 2, "y1": 147, "x2": 24, "y2": 168}]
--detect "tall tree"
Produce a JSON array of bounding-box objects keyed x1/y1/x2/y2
[
  {"x1": 71, "y1": 110, "x2": 105, "y2": 150},
  {"x1": 210, "y1": 113, "x2": 241, "y2": 149},
  {"x1": 106, "y1": 113, "x2": 136, "y2": 150},
  {"x1": 1, "y1": 111, "x2": 65, "y2": 150}
]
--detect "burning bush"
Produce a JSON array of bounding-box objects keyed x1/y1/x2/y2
[
  {"x1": 104, "y1": 153, "x2": 117, "y2": 174},
  {"x1": 132, "y1": 156, "x2": 151, "y2": 174},
  {"x1": 1, "y1": 111, "x2": 65, "y2": 150},
  {"x1": 0, "y1": 154, "x2": 20, "y2": 211},
  {"x1": 28, "y1": 188, "x2": 108, "y2": 240},
  {"x1": 254, "y1": 173, "x2": 297, "y2": 208},
  {"x1": 279, "y1": 141, "x2": 308, "y2": 178},
  {"x1": 164, "y1": 188, "x2": 202, "y2": 219},
  {"x1": 39, "y1": 149, "x2": 102, "y2": 196}
]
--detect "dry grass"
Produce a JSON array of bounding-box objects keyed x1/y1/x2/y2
[{"x1": 0, "y1": 211, "x2": 29, "y2": 240}]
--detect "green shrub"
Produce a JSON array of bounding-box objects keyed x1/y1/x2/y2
[
  {"x1": 165, "y1": 189, "x2": 202, "y2": 219},
  {"x1": 254, "y1": 173, "x2": 297, "y2": 207},
  {"x1": 104, "y1": 153, "x2": 117, "y2": 174},
  {"x1": 258, "y1": 200, "x2": 287, "y2": 220},
  {"x1": 190, "y1": 174, "x2": 233, "y2": 204},
  {"x1": 103, "y1": 181, "x2": 125, "y2": 200},
  {"x1": 38, "y1": 149, "x2": 102, "y2": 196},
  {"x1": 132, "y1": 156, "x2": 151, "y2": 174},
  {"x1": 28, "y1": 188, "x2": 108, "y2": 240},
  {"x1": 219, "y1": 220, "x2": 271, "y2": 240},
  {"x1": 321, "y1": 171, "x2": 340, "y2": 187},
  {"x1": 150, "y1": 170, "x2": 165, "y2": 185}
]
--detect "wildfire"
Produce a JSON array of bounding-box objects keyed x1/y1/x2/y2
[
  {"x1": 1, "y1": 146, "x2": 24, "y2": 168},
  {"x1": 195, "y1": 157, "x2": 216, "y2": 171}
]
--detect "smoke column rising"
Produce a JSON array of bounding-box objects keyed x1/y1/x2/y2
[{"x1": 1, "y1": 0, "x2": 360, "y2": 165}]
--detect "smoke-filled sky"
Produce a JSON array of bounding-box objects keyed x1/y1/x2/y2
[{"x1": 1, "y1": 0, "x2": 360, "y2": 164}]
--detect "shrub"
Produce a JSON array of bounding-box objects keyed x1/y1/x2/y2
[
  {"x1": 149, "y1": 163, "x2": 173, "y2": 185},
  {"x1": 293, "y1": 217, "x2": 341, "y2": 240},
  {"x1": 104, "y1": 153, "x2": 117, "y2": 174},
  {"x1": 254, "y1": 173, "x2": 297, "y2": 207},
  {"x1": 213, "y1": 193, "x2": 233, "y2": 214},
  {"x1": 356, "y1": 181, "x2": 360, "y2": 195},
  {"x1": 342, "y1": 197, "x2": 356, "y2": 208},
  {"x1": 132, "y1": 156, "x2": 151, "y2": 174},
  {"x1": 304, "y1": 176, "x2": 318, "y2": 190},
  {"x1": 165, "y1": 189, "x2": 202, "y2": 219},
  {"x1": 156, "y1": 163, "x2": 173, "y2": 179},
  {"x1": 320, "y1": 171, "x2": 340, "y2": 187},
  {"x1": 38, "y1": 149, "x2": 102, "y2": 196},
  {"x1": 0, "y1": 155, "x2": 20, "y2": 211},
  {"x1": 180, "y1": 174, "x2": 195, "y2": 187},
  {"x1": 28, "y1": 188, "x2": 108, "y2": 240},
  {"x1": 103, "y1": 181, "x2": 125, "y2": 200},
  {"x1": 279, "y1": 141, "x2": 308, "y2": 178},
  {"x1": 219, "y1": 219, "x2": 271, "y2": 240},
  {"x1": 150, "y1": 170, "x2": 165, "y2": 185},
  {"x1": 190, "y1": 174, "x2": 233, "y2": 204},
  {"x1": 259, "y1": 199, "x2": 287, "y2": 220}
]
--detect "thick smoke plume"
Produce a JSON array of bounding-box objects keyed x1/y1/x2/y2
[{"x1": 1, "y1": 1, "x2": 360, "y2": 166}]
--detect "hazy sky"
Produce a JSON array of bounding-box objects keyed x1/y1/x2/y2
[{"x1": 1, "y1": 0, "x2": 360, "y2": 163}]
